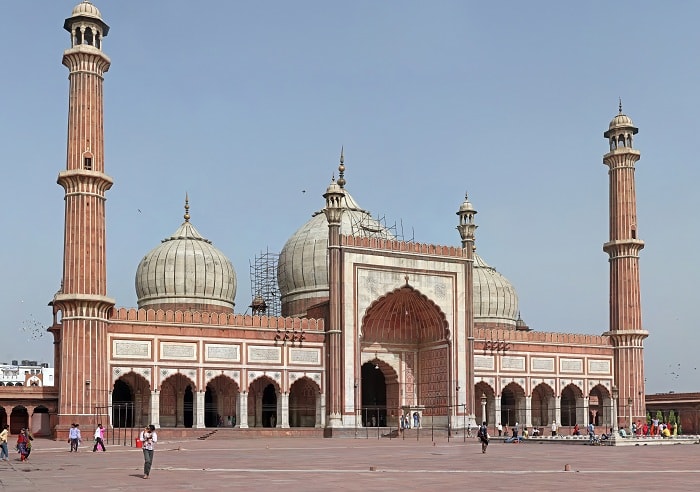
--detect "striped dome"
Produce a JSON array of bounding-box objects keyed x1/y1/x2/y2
[{"x1": 135, "y1": 220, "x2": 236, "y2": 312}]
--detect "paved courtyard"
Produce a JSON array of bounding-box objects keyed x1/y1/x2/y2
[{"x1": 1, "y1": 436, "x2": 698, "y2": 491}]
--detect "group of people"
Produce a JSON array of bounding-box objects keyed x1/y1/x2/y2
[
  {"x1": 399, "y1": 412, "x2": 421, "y2": 430},
  {"x1": 68, "y1": 423, "x2": 108, "y2": 453},
  {"x1": 0, "y1": 425, "x2": 34, "y2": 462},
  {"x1": 634, "y1": 418, "x2": 677, "y2": 437}
]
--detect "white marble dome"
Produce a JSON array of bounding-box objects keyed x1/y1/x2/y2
[
  {"x1": 135, "y1": 218, "x2": 236, "y2": 312},
  {"x1": 278, "y1": 189, "x2": 394, "y2": 315},
  {"x1": 608, "y1": 112, "x2": 635, "y2": 130},
  {"x1": 473, "y1": 252, "x2": 518, "y2": 325},
  {"x1": 71, "y1": 1, "x2": 102, "y2": 20}
]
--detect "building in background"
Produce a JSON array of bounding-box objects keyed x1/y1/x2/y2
[{"x1": 0, "y1": 361, "x2": 54, "y2": 387}]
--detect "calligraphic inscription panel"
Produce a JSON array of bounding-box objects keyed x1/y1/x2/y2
[
  {"x1": 560, "y1": 358, "x2": 583, "y2": 373},
  {"x1": 249, "y1": 346, "x2": 281, "y2": 363},
  {"x1": 588, "y1": 359, "x2": 611, "y2": 374},
  {"x1": 113, "y1": 340, "x2": 151, "y2": 359},
  {"x1": 206, "y1": 344, "x2": 240, "y2": 362},
  {"x1": 289, "y1": 348, "x2": 320, "y2": 365},
  {"x1": 161, "y1": 342, "x2": 197, "y2": 361}
]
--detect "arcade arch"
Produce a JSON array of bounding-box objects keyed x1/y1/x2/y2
[
  {"x1": 205, "y1": 375, "x2": 239, "y2": 428},
  {"x1": 289, "y1": 377, "x2": 320, "y2": 427},
  {"x1": 500, "y1": 382, "x2": 525, "y2": 426},
  {"x1": 112, "y1": 372, "x2": 150, "y2": 428},
  {"x1": 531, "y1": 383, "x2": 555, "y2": 427},
  {"x1": 160, "y1": 374, "x2": 196, "y2": 428},
  {"x1": 248, "y1": 376, "x2": 280, "y2": 428}
]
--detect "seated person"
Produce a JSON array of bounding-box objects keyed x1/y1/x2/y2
[
  {"x1": 531, "y1": 427, "x2": 540, "y2": 437},
  {"x1": 504, "y1": 435, "x2": 523, "y2": 443},
  {"x1": 618, "y1": 428, "x2": 627, "y2": 438},
  {"x1": 662, "y1": 427, "x2": 671, "y2": 438},
  {"x1": 573, "y1": 424, "x2": 580, "y2": 436}
]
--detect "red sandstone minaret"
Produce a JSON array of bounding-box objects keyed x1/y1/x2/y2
[
  {"x1": 51, "y1": 1, "x2": 113, "y2": 435},
  {"x1": 323, "y1": 151, "x2": 346, "y2": 428},
  {"x1": 602, "y1": 102, "x2": 648, "y2": 425}
]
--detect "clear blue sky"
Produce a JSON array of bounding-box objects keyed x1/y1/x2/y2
[{"x1": 1, "y1": 1, "x2": 697, "y2": 394}]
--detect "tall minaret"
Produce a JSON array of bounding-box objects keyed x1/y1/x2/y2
[
  {"x1": 52, "y1": 1, "x2": 113, "y2": 436},
  {"x1": 323, "y1": 150, "x2": 346, "y2": 428},
  {"x1": 456, "y1": 194, "x2": 477, "y2": 425},
  {"x1": 602, "y1": 102, "x2": 648, "y2": 425}
]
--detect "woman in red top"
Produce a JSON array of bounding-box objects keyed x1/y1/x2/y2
[{"x1": 16, "y1": 429, "x2": 29, "y2": 461}]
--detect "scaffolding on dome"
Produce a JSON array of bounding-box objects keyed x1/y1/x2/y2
[
  {"x1": 249, "y1": 248, "x2": 281, "y2": 317},
  {"x1": 348, "y1": 212, "x2": 414, "y2": 243}
]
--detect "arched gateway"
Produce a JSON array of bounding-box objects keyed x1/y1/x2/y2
[{"x1": 360, "y1": 284, "x2": 450, "y2": 427}]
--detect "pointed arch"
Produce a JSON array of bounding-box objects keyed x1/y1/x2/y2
[
  {"x1": 500, "y1": 382, "x2": 525, "y2": 427},
  {"x1": 474, "y1": 381, "x2": 495, "y2": 425},
  {"x1": 361, "y1": 285, "x2": 449, "y2": 344},
  {"x1": 289, "y1": 376, "x2": 321, "y2": 427},
  {"x1": 160, "y1": 373, "x2": 196, "y2": 428},
  {"x1": 531, "y1": 382, "x2": 555, "y2": 428},
  {"x1": 588, "y1": 384, "x2": 611, "y2": 428},
  {"x1": 248, "y1": 376, "x2": 280, "y2": 428},
  {"x1": 113, "y1": 371, "x2": 151, "y2": 428},
  {"x1": 561, "y1": 383, "x2": 584, "y2": 427},
  {"x1": 205, "y1": 375, "x2": 239, "y2": 428}
]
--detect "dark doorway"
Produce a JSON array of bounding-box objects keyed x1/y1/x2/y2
[
  {"x1": 500, "y1": 388, "x2": 516, "y2": 426},
  {"x1": 361, "y1": 361, "x2": 387, "y2": 427},
  {"x1": 204, "y1": 386, "x2": 217, "y2": 427},
  {"x1": 262, "y1": 384, "x2": 277, "y2": 427},
  {"x1": 112, "y1": 379, "x2": 134, "y2": 427},
  {"x1": 184, "y1": 386, "x2": 194, "y2": 428},
  {"x1": 561, "y1": 387, "x2": 577, "y2": 427}
]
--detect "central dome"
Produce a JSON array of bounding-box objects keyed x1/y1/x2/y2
[
  {"x1": 135, "y1": 204, "x2": 236, "y2": 313},
  {"x1": 278, "y1": 188, "x2": 395, "y2": 316}
]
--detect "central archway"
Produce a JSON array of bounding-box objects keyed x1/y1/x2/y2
[{"x1": 360, "y1": 284, "x2": 450, "y2": 424}]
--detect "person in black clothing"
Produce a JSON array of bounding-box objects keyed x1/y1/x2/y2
[{"x1": 477, "y1": 421, "x2": 489, "y2": 453}]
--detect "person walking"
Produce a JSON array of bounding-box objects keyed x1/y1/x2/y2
[
  {"x1": 16, "y1": 429, "x2": 29, "y2": 461},
  {"x1": 477, "y1": 421, "x2": 489, "y2": 453},
  {"x1": 93, "y1": 423, "x2": 106, "y2": 452},
  {"x1": 0, "y1": 424, "x2": 9, "y2": 461},
  {"x1": 140, "y1": 424, "x2": 158, "y2": 479},
  {"x1": 69, "y1": 423, "x2": 82, "y2": 452}
]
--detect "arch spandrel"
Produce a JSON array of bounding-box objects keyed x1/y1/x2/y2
[{"x1": 361, "y1": 285, "x2": 450, "y2": 345}]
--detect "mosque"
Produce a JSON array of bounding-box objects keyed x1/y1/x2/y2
[{"x1": 32, "y1": 2, "x2": 651, "y2": 438}]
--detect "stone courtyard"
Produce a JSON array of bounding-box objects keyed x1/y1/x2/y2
[{"x1": 1, "y1": 436, "x2": 698, "y2": 491}]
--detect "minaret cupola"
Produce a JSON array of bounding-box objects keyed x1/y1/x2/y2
[
  {"x1": 64, "y1": 1, "x2": 109, "y2": 50},
  {"x1": 456, "y1": 192, "x2": 478, "y2": 247},
  {"x1": 604, "y1": 99, "x2": 638, "y2": 152}
]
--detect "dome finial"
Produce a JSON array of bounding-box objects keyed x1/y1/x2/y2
[
  {"x1": 618, "y1": 97, "x2": 623, "y2": 114},
  {"x1": 184, "y1": 193, "x2": 190, "y2": 222},
  {"x1": 337, "y1": 147, "x2": 346, "y2": 188}
]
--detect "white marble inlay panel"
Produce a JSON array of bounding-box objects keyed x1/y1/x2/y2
[
  {"x1": 160, "y1": 342, "x2": 197, "y2": 361},
  {"x1": 205, "y1": 344, "x2": 240, "y2": 362},
  {"x1": 474, "y1": 355, "x2": 495, "y2": 370},
  {"x1": 588, "y1": 359, "x2": 611, "y2": 374},
  {"x1": 531, "y1": 357, "x2": 554, "y2": 372},
  {"x1": 249, "y1": 346, "x2": 282, "y2": 363},
  {"x1": 289, "y1": 348, "x2": 320, "y2": 365},
  {"x1": 113, "y1": 340, "x2": 151, "y2": 359},
  {"x1": 560, "y1": 358, "x2": 583, "y2": 373},
  {"x1": 501, "y1": 356, "x2": 525, "y2": 371}
]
